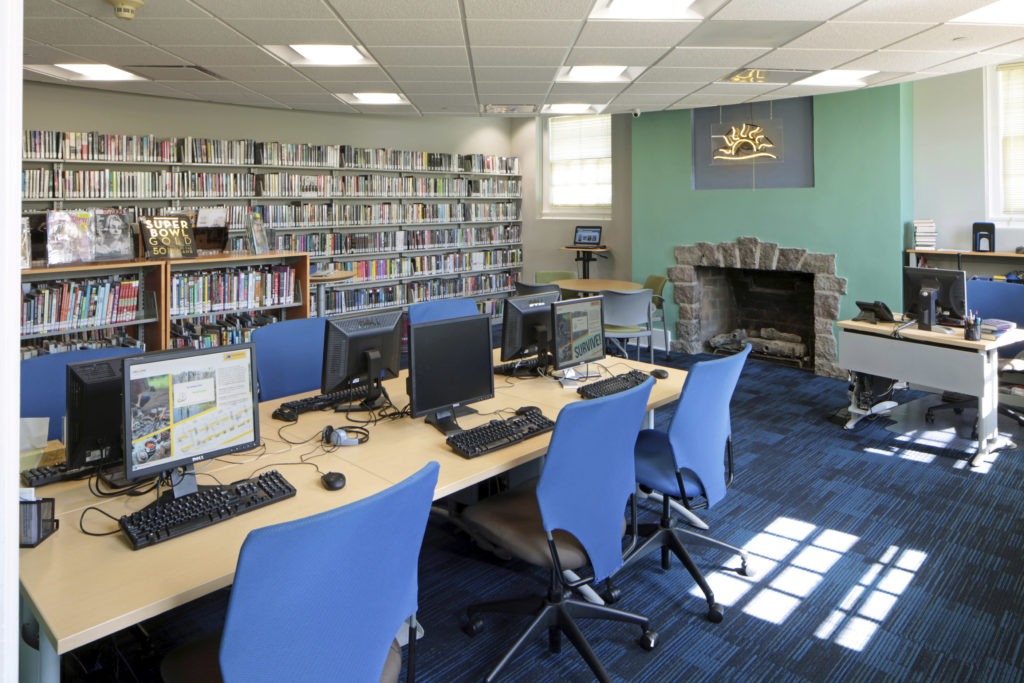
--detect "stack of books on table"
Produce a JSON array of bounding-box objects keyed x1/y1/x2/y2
[
  {"x1": 913, "y1": 219, "x2": 937, "y2": 250},
  {"x1": 981, "y1": 318, "x2": 1016, "y2": 339}
]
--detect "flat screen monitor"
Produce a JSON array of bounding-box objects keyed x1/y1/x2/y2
[
  {"x1": 122, "y1": 343, "x2": 261, "y2": 499},
  {"x1": 500, "y1": 291, "x2": 561, "y2": 365},
  {"x1": 408, "y1": 313, "x2": 495, "y2": 435},
  {"x1": 902, "y1": 266, "x2": 967, "y2": 328},
  {"x1": 66, "y1": 357, "x2": 127, "y2": 484},
  {"x1": 321, "y1": 310, "x2": 403, "y2": 409},
  {"x1": 551, "y1": 296, "x2": 606, "y2": 371}
]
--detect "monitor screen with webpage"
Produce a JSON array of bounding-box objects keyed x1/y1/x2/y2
[
  {"x1": 572, "y1": 225, "x2": 602, "y2": 247},
  {"x1": 408, "y1": 313, "x2": 495, "y2": 435},
  {"x1": 551, "y1": 296, "x2": 605, "y2": 371},
  {"x1": 321, "y1": 310, "x2": 403, "y2": 409},
  {"x1": 122, "y1": 343, "x2": 261, "y2": 499}
]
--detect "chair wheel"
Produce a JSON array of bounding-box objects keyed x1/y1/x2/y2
[
  {"x1": 925, "y1": 410, "x2": 934, "y2": 423},
  {"x1": 707, "y1": 603, "x2": 724, "y2": 623},
  {"x1": 601, "y1": 586, "x2": 621, "y2": 604},
  {"x1": 637, "y1": 629, "x2": 657, "y2": 651},
  {"x1": 461, "y1": 614, "x2": 483, "y2": 637},
  {"x1": 737, "y1": 563, "x2": 753, "y2": 578}
]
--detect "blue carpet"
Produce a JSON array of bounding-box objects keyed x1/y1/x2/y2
[{"x1": 59, "y1": 351, "x2": 1024, "y2": 682}]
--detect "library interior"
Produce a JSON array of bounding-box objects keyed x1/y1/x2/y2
[{"x1": 8, "y1": 1, "x2": 1024, "y2": 681}]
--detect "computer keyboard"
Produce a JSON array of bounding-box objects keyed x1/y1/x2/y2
[
  {"x1": 495, "y1": 357, "x2": 542, "y2": 376},
  {"x1": 119, "y1": 470, "x2": 296, "y2": 550},
  {"x1": 446, "y1": 408, "x2": 556, "y2": 459},
  {"x1": 272, "y1": 384, "x2": 371, "y2": 421},
  {"x1": 577, "y1": 369, "x2": 650, "y2": 400},
  {"x1": 21, "y1": 462, "x2": 94, "y2": 487}
]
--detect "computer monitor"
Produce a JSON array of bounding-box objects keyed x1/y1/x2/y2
[
  {"x1": 408, "y1": 313, "x2": 495, "y2": 435},
  {"x1": 321, "y1": 310, "x2": 403, "y2": 409},
  {"x1": 66, "y1": 357, "x2": 127, "y2": 485},
  {"x1": 121, "y1": 343, "x2": 261, "y2": 500},
  {"x1": 500, "y1": 291, "x2": 561, "y2": 367},
  {"x1": 551, "y1": 295, "x2": 606, "y2": 372},
  {"x1": 902, "y1": 266, "x2": 967, "y2": 330}
]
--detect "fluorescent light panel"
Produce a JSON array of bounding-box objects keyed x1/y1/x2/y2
[
  {"x1": 25, "y1": 63, "x2": 144, "y2": 81},
  {"x1": 794, "y1": 70, "x2": 877, "y2": 87},
  {"x1": 590, "y1": 0, "x2": 701, "y2": 20},
  {"x1": 482, "y1": 104, "x2": 539, "y2": 114},
  {"x1": 265, "y1": 44, "x2": 374, "y2": 66},
  {"x1": 334, "y1": 92, "x2": 409, "y2": 105},
  {"x1": 556, "y1": 65, "x2": 643, "y2": 83},
  {"x1": 542, "y1": 103, "x2": 604, "y2": 114},
  {"x1": 951, "y1": 0, "x2": 1024, "y2": 25}
]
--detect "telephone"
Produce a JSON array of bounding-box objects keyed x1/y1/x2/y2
[{"x1": 853, "y1": 300, "x2": 895, "y2": 324}]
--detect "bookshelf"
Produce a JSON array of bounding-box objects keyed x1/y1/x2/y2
[
  {"x1": 22, "y1": 130, "x2": 523, "y2": 322},
  {"x1": 905, "y1": 249, "x2": 1024, "y2": 280}
]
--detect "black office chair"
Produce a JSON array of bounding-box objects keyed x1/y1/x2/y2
[{"x1": 514, "y1": 281, "x2": 561, "y2": 298}]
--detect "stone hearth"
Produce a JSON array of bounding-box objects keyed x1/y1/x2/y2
[{"x1": 669, "y1": 237, "x2": 847, "y2": 378}]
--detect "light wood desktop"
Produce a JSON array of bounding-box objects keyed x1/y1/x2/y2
[
  {"x1": 837, "y1": 316, "x2": 1024, "y2": 465},
  {"x1": 552, "y1": 278, "x2": 642, "y2": 295},
  {"x1": 20, "y1": 354, "x2": 685, "y2": 680}
]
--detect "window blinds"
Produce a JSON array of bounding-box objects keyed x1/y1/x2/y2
[{"x1": 548, "y1": 115, "x2": 612, "y2": 207}]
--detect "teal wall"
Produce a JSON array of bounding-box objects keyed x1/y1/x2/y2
[{"x1": 631, "y1": 84, "x2": 913, "y2": 332}]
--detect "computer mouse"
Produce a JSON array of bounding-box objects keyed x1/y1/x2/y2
[
  {"x1": 650, "y1": 368, "x2": 669, "y2": 380},
  {"x1": 321, "y1": 471, "x2": 347, "y2": 491},
  {"x1": 515, "y1": 406, "x2": 540, "y2": 416}
]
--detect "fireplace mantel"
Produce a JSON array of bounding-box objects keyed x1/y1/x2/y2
[{"x1": 669, "y1": 237, "x2": 847, "y2": 378}]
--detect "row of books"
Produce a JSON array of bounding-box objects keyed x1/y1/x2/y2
[
  {"x1": 316, "y1": 284, "x2": 407, "y2": 317},
  {"x1": 23, "y1": 130, "x2": 520, "y2": 176},
  {"x1": 169, "y1": 312, "x2": 278, "y2": 349},
  {"x1": 20, "y1": 335, "x2": 143, "y2": 360},
  {"x1": 913, "y1": 219, "x2": 937, "y2": 250},
  {"x1": 406, "y1": 272, "x2": 517, "y2": 302},
  {"x1": 330, "y1": 248, "x2": 524, "y2": 283},
  {"x1": 21, "y1": 275, "x2": 142, "y2": 336},
  {"x1": 168, "y1": 265, "x2": 296, "y2": 317}
]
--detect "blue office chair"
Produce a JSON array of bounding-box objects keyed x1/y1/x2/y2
[
  {"x1": 628, "y1": 344, "x2": 751, "y2": 623},
  {"x1": 21, "y1": 347, "x2": 144, "y2": 442},
  {"x1": 161, "y1": 461, "x2": 439, "y2": 683},
  {"x1": 250, "y1": 317, "x2": 326, "y2": 400},
  {"x1": 461, "y1": 379, "x2": 657, "y2": 682},
  {"x1": 407, "y1": 297, "x2": 479, "y2": 324}
]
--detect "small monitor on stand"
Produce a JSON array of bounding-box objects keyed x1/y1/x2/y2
[
  {"x1": 321, "y1": 310, "x2": 403, "y2": 410},
  {"x1": 408, "y1": 313, "x2": 495, "y2": 435},
  {"x1": 551, "y1": 296, "x2": 606, "y2": 383},
  {"x1": 902, "y1": 266, "x2": 967, "y2": 331}
]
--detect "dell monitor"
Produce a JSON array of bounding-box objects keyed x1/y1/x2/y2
[
  {"x1": 551, "y1": 296, "x2": 606, "y2": 373},
  {"x1": 66, "y1": 357, "x2": 128, "y2": 485},
  {"x1": 321, "y1": 310, "x2": 403, "y2": 409},
  {"x1": 408, "y1": 313, "x2": 495, "y2": 435},
  {"x1": 500, "y1": 291, "x2": 561, "y2": 370},
  {"x1": 902, "y1": 266, "x2": 967, "y2": 330},
  {"x1": 122, "y1": 343, "x2": 261, "y2": 500}
]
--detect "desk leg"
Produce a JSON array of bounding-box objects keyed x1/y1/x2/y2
[
  {"x1": 20, "y1": 596, "x2": 60, "y2": 683},
  {"x1": 971, "y1": 349, "x2": 1002, "y2": 467}
]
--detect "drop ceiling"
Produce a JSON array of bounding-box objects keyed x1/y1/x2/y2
[{"x1": 21, "y1": 0, "x2": 1024, "y2": 116}]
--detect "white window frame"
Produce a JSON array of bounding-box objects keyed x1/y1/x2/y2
[
  {"x1": 541, "y1": 114, "x2": 612, "y2": 219},
  {"x1": 986, "y1": 62, "x2": 1024, "y2": 223}
]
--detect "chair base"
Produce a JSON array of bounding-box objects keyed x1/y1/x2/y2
[
  {"x1": 463, "y1": 590, "x2": 656, "y2": 683},
  {"x1": 925, "y1": 396, "x2": 1024, "y2": 440}
]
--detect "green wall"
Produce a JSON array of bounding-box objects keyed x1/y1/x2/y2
[{"x1": 631, "y1": 84, "x2": 913, "y2": 333}]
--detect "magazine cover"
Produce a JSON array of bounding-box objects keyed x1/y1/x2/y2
[
  {"x1": 46, "y1": 209, "x2": 94, "y2": 265},
  {"x1": 20, "y1": 217, "x2": 31, "y2": 269},
  {"x1": 139, "y1": 214, "x2": 197, "y2": 259},
  {"x1": 92, "y1": 210, "x2": 135, "y2": 261},
  {"x1": 248, "y1": 210, "x2": 270, "y2": 255}
]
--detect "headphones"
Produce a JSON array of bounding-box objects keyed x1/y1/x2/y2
[{"x1": 321, "y1": 425, "x2": 369, "y2": 447}]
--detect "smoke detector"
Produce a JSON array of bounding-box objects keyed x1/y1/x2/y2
[{"x1": 106, "y1": 0, "x2": 144, "y2": 20}]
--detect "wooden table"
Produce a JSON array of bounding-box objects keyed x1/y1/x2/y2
[
  {"x1": 552, "y1": 278, "x2": 643, "y2": 295},
  {"x1": 20, "y1": 355, "x2": 685, "y2": 681}
]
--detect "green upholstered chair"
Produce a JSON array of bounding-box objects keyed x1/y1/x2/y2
[{"x1": 643, "y1": 274, "x2": 671, "y2": 359}]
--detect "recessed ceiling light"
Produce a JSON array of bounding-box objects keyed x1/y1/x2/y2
[
  {"x1": 334, "y1": 92, "x2": 409, "y2": 105},
  {"x1": 590, "y1": 0, "x2": 700, "y2": 20},
  {"x1": 482, "y1": 104, "x2": 539, "y2": 114},
  {"x1": 563, "y1": 65, "x2": 628, "y2": 81},
  {"x1": 542, "y1": 103, "x2": 604, "y2": 115},
  {"x1": 25, "y1": 63, "x2": 144, "y2": 81},
  {"x1": 951, "y1": 0, "x2": 1024, "y2": 25},
  {"x1": 721, "y1": 68, "x2": 813, "y2": 85},
  {"x1": 793, "y1": 70, "x2": 877, "y2": 87},
  {"x1": 266, "y1": 44, "x2": 374, "y2": 66}
]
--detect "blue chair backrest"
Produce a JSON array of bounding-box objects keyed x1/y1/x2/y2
[
  {"x1": 21, "y1": 347, "x2": 144, "y2": 442},
  {"x1": 966, "y1": 278, "x2": 1024, "y2": 357},
  {"x1": 251, "y1": 317, "x2": 326, "y2": 400},
  {"x1": 407, "y1": 298, "x2": 479, "y2": 324},
  {"x1": 665, "y1": 344, "x2": 751, "y2": 508},
  {"x1": 219, "y1": 461, "x2": 439, "y2": 682},
  {"x1": 536, "y1": 378, "x2": 654, "y2": 582}
]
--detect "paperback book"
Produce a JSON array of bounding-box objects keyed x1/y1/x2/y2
[
  {"x1": 46, "y1": 210, "x2": 94, "y2": 265},
  {"x1": 139, "y1": 214, "x2": 197, "y2": 259},
  {"x1": 92, "y1": 209, "x2": 135, "y2": 261}
]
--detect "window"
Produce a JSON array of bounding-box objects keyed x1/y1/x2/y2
[
  {"x1": 544, "y1": 115, "x2": 611, "y2": 214},
  {"x1": 994, "y1": 63, "x2": 1024, "y2": 215}
]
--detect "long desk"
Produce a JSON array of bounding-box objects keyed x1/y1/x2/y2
[
  {"x1": 837, "y1": 318, "x2": 1024, "y2": 466},
  {"x1": 19, "y1": 355, "x2": 685, "y2": 682}
]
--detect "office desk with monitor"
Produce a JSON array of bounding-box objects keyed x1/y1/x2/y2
[
  {"x1": 837, "y1": 317, "x2": 1024, "y2": 465},
  {"x1": 19, "y1": 355, "x2": 685, "y2": 682}
]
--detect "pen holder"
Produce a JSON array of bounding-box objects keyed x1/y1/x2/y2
[
  {"x1": 20, "y1": 498, "x2": 58, "y2": 548},
  {"x1": 965, "y1": 320, "x2": 982, "y2": 341}
]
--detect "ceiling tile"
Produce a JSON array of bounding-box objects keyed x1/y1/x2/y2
[
  {"x1": 713, "y1": 0, "x2": 863, "y2": 22},
  {"x1": 23, "y1": 18, "x2": 147, "y2": 46},
  {"x1": 325, "y1": 0, "x2": 462, "y2": 21},
  {"x1": 404, "y1": 94, "x2": 479, "y2": 111},
  {"x1": 474, "y1": 67, "x2": 558, "y2": 82},
  {"x1": 296, "y1": 66, "x2": 391, "y2": 83},
  {"x1": 467, "y1": 21, "x2": 583, "y2": 48},
  {"x1": 159, "y1": 46, "x2": 283, "y2": 67},
  {"x1": 842, "y1": 50, "x2": 958, "y2": 72},
  {"x1": 889, "y1": 24, "x2": 1024, "y2": 54},
  {"x1": 388, "y1": 66, "x2": 472, "y2": 82},
  {"x1": 25, "y1": 0, "x2": 87, "y2": 19},
  {"x1": 192, "y1": 0, "x2": 337, "y2": 20},
  {"x1": 471, "y1": 47, "x2": 567, "y2": 67},
  {"x1": 367, "y1": 47, "x2": 469, "y2": 67},
  {"x1": 347, "y1": 20, "x2": 465, "y2": 47},
  {"x1": 476, "y1": 82, "x2": 549, "y2": 95},
  {"x1": 682, "y1": 20, "x2": 820, "y2": 48},
  {"x1": 637, "y1": 66, "x2": 736, "y2": 83},
  {"x1": 784, "y1": 21, "x2": 929, "y2": 50},
  {"x1": 225, "y1": 19, "x2": 357, "y2": 44},
  {"x1": 576, "y1": 21, "x2": 700, "y2": 48},
  {"x1": 565, "y1": 47, "x2": 671, "y2": 66},
  {"x1": 836, "y1": 0, "x2": 993, "y2": 23},
  {"x1": 463, "y1": 0, "x2": 594, "y2": 21},
  {"x1": 659, "y1": 47, "x2": 772, "y2": 68},
  {"x1": 210, "y1": 65, "x2": 303, "y2": 82},
  {"x1": 398, "y1": 81, "x2": 476, "y2": 95},
  {"x1": 103, "y1": 18, "x2": 251, "y2": 46},
  {"x1": 752, "y1": 49, "x2": 865, "y2": 71},
  {"x1": 240, "y1": 81, "x2": 329, "y2": 95},
  {"x1": 52, "y1": 45, "x2": 190, "y2": 67},
  {"x1": 928, "y1": 52, "x2": 1023, "y2": 74}
]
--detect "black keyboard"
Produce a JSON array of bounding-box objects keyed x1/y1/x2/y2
[
  {"x1": 446, "y1": 408, "x2": 556, "y2": 459},
  {"x1": 119, "y1": 470, "x2": 296, "y2": 550},
  {"x1": 21, "y1": 462, "x2": 94, "y2": 487},
  {"x1": 273, "y1": 384, "x2": 371, "y2": 420},
  {"x1": 495, "y1": 357, "x2": 542, "y2": 376},
  {"x1": 577, "y1": 370, "x2": 650, "y2": 400}
]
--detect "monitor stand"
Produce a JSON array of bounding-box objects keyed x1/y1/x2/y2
[
  {"x1": 426, "y1": 405, "x2": 479, "y2": 436},
  {"x1": 555, "y1": 363, "x2": 600, "y2": 388},
  {"x1": 98, "y1": 462, "x2": 134, "y2": 489}
]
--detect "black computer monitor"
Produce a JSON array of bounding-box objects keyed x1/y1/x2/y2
[
  {"x1": 408, "y1": 313, "x2": 495, "y2": 435},
  {"x1": 500, "y1": 291, "x2": 561, "y2": 366},
  {"x1": 902, "y1": 266, "x2": 967, "y2": 329},
  {"x1": 551, "y1": 295, "x2": 606, "y2": 371},
  {"x1": 321, "y1": 310, "x2": 403, "y2": 409},
  {"x1": 66, "y1": 357, "x2": 127, "y2": 485},
  {"x1": 121, "y1": 343, "x2": 261, "y2": 500}
]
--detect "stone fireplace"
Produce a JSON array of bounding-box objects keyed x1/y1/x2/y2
[{"x1": 669, "y1": 237, "x2": 846, "y2": 378}]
